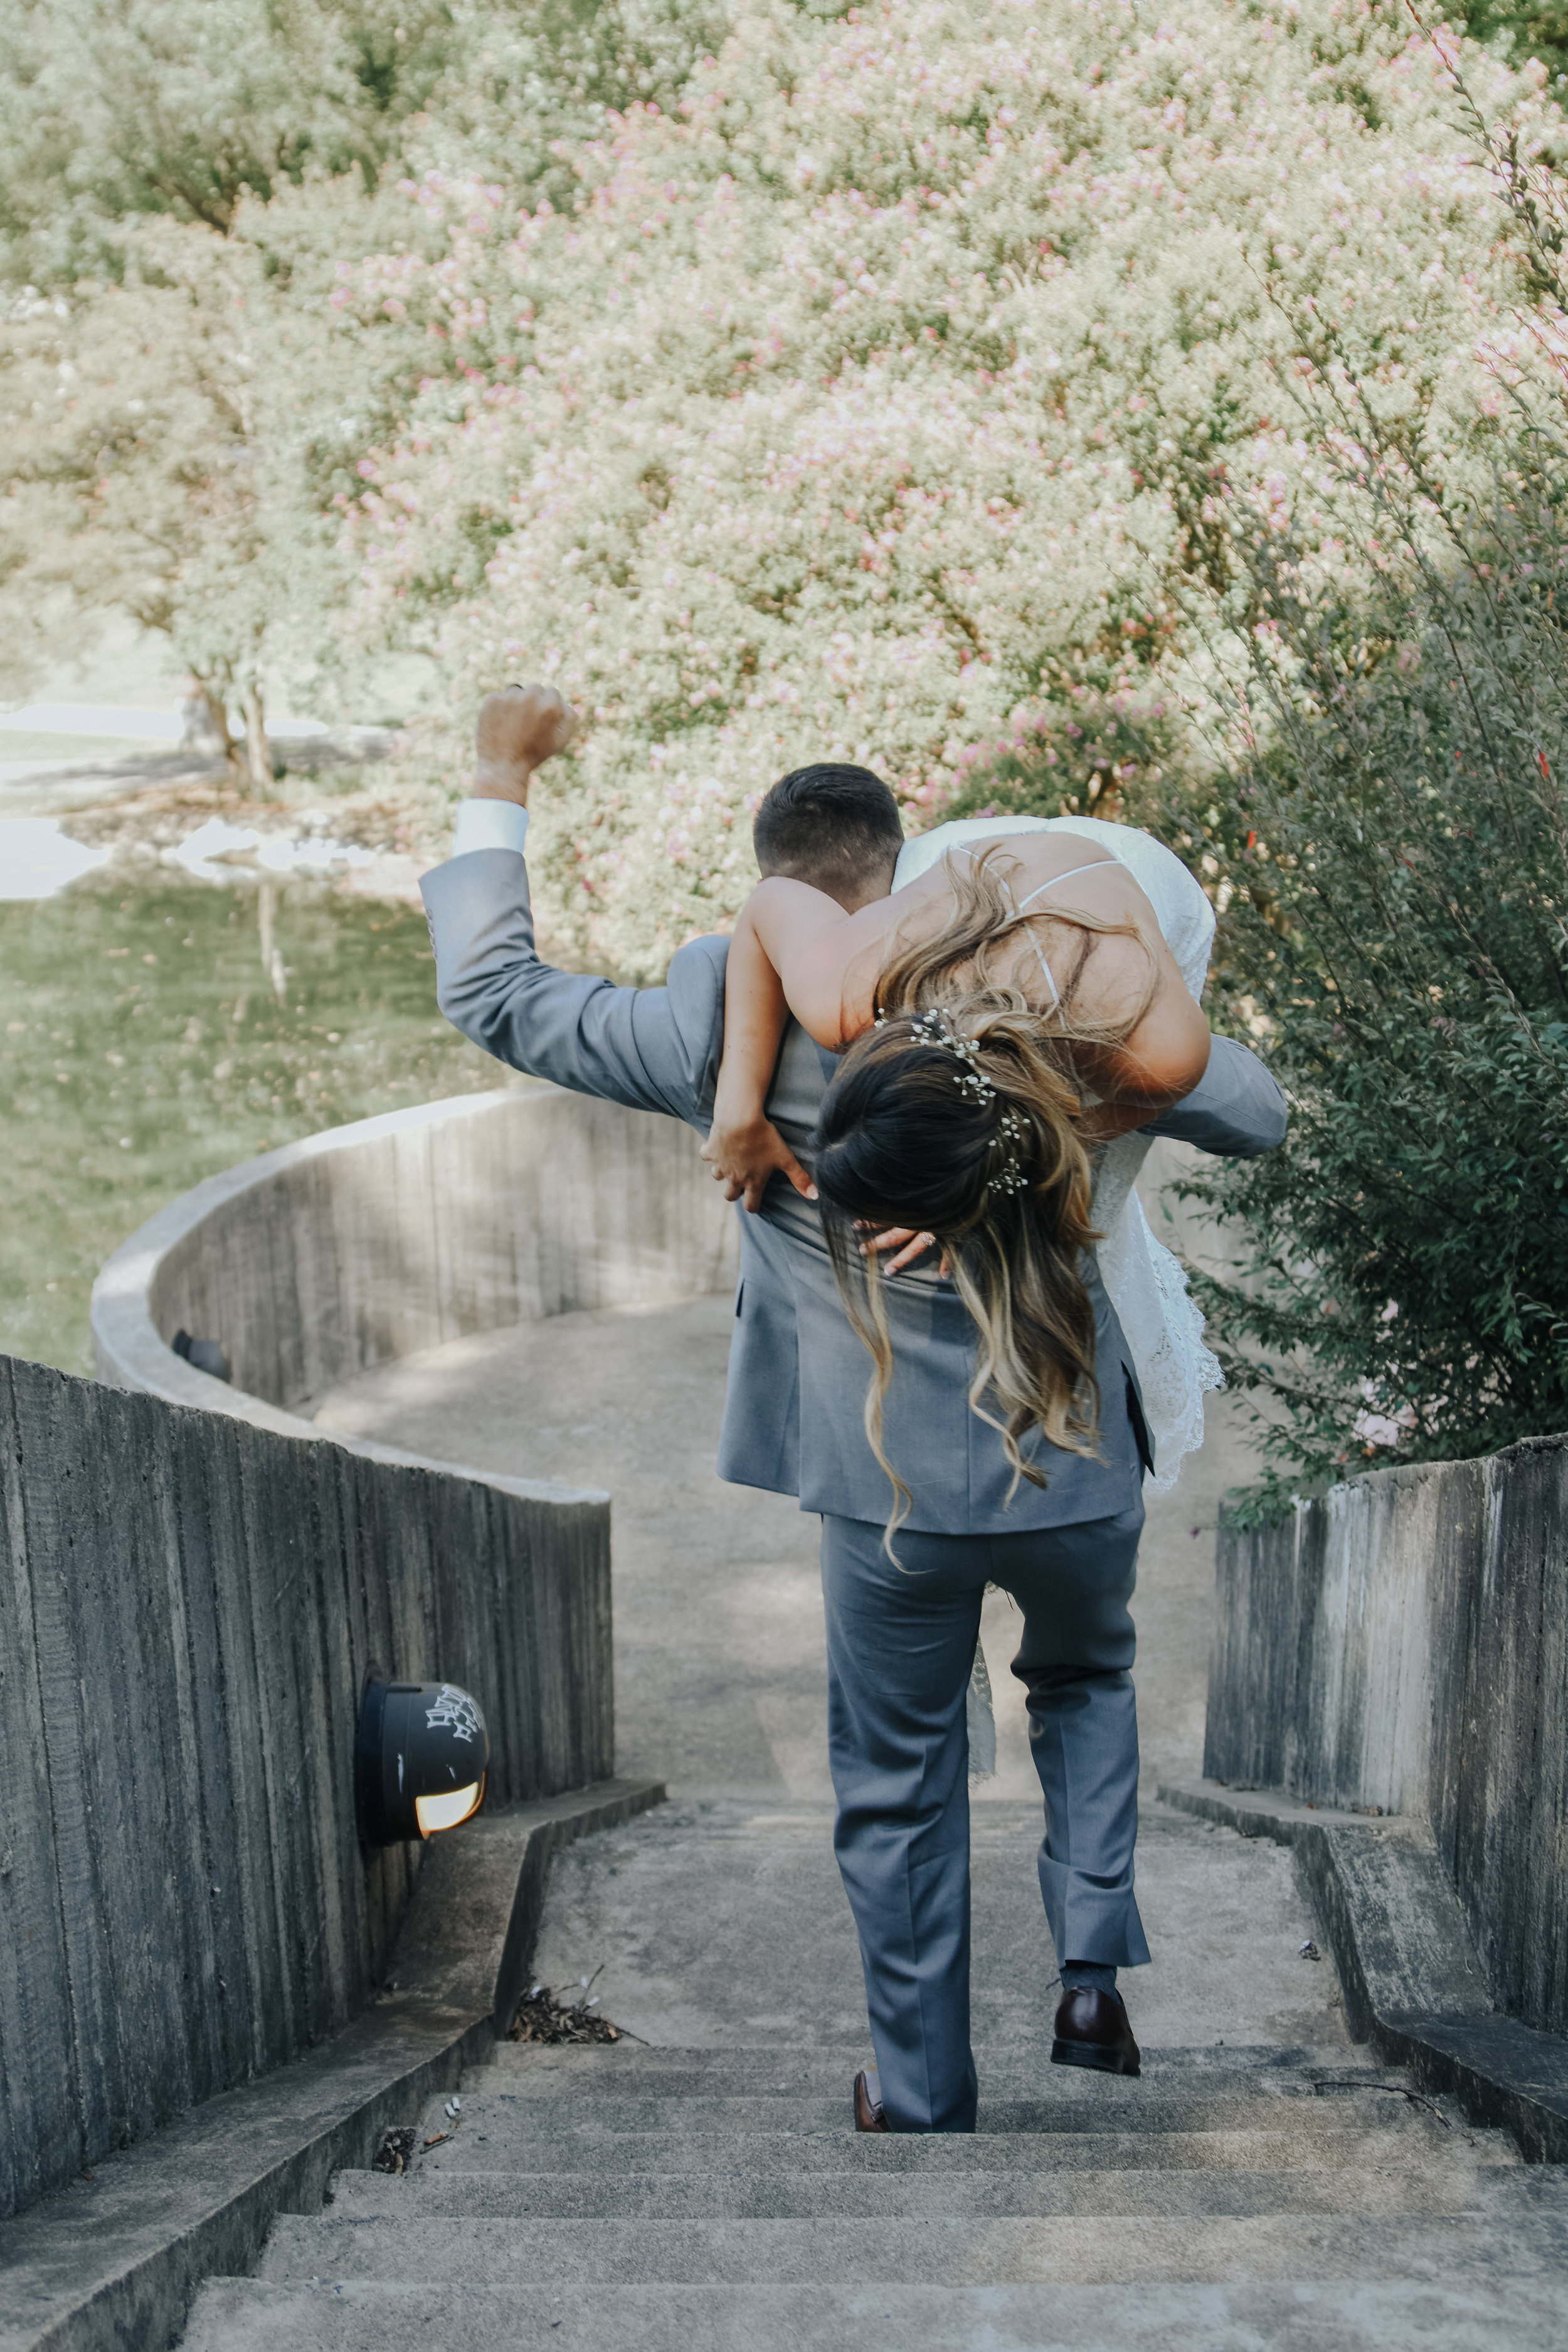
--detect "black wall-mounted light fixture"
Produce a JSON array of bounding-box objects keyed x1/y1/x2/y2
[{"x1": 354, "y1": 1664, "x2": 490, "y2": 1846}]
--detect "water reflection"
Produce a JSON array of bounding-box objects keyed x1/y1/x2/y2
[
  {"x1": 0, "y1": 870, "x2": 505, "y2": 1375},
  {"x1": 0, "y1": 818, "x2": 114, "y2": 899}
]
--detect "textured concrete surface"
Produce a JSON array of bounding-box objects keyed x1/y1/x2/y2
[
  {"x1": 93, "y1": 1085, "x2": 735, "y2": 1433},
  {"x1": 183, "y1": 2041, "x2": 1568, "y2": 2346},
  {"x1": 0, "y1": 1351, "x2": 611, "y2": 2227},
  {"x1": 0, "y1": 1786, "x2": 649, "y2": 2352},
  {"x1": 382, "y1": 1781, "x2": 665, "y2": 2038},
  {"x1": 331, "y1": 2147, "x2": 1519, "y2": 2214},
  {"x1": 177, "y1": 2276, "x2": 1568, "y2": 2351},
  {"x1": 521, "y1": 1799, "x2": 1350, "y2": 2053},
  {"x1": 1206, "y1": 1434, "x2": 1568, "y2": 2042},
  {"x1": 1164, "y1": 1781, "x2": 1568, "y2": 2167},
  {"x1": 253, "y1": 2205, "x2": 1568, "y2": 2287}
]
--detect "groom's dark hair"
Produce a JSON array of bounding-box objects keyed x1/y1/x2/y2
[{"x1": 753, "y1": 763, "x2": 904, "y2": 895}]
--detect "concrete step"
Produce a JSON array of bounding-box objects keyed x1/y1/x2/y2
[
  {"x1": 409, "y1": 2117, "x2": 1471, "y2": 2176},
  {"x1": 415, "y1": 2086, "x2": 1465, "y2": 2139},
  {"x1": 181, "y1": 2275, "x2": 1568, "y2": 2352},
  {"x1": 325, "y1": 2157, "x2": 1522, "y2": 2221},
  {"x1": 478, "y1": 2041, "x2": 1348, "y2": 2094},
  {"x1": 255, "y1": 2206, "x2": 1568, "y2": 2287},
  {"x1": 417, "y1": 2112, "x2": 1499, "y2": 2174}
]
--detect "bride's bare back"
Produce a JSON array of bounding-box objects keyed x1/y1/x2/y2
[{"x1": 747, "y1": 835, "x2": 1210, "y2": 1123}]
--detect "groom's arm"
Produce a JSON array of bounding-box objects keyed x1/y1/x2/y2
[
  {"x1": 1139, "y1": 1033, "x2": 1286, "y2": 1156},
  {"x1": 421, "y1": 808, "x2": 726, "y2": 1128}
]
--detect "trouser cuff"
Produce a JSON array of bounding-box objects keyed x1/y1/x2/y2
[{"x1": 1039, "y1": 1860, "x2": 1151, "y2": 1969}]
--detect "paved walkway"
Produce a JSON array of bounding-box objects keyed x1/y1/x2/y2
[{"x1": 313, "y1": 1285, "x2": 1348, "y2": 2055}]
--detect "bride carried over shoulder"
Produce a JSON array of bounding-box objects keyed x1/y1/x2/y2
[{"x1": 702, "y1": 798, "x2": 1222, "y2": 1498}]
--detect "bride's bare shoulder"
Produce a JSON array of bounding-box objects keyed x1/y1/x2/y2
[
  {"x1": 1108, "y1": 958, "x2": 1209, "y2": 1105},
  {"x1": 1056, "y1": 903, "x2": 1205, "y2": 1096}
]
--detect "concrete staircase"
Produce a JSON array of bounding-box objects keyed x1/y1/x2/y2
[{"x1": 183, "y1": 2040, "x2": 1568, "y2": 2349}]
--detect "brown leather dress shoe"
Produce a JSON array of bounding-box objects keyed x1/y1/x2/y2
[
  {"x1": 854, "y1": 2066, "x2": 891, "y2": 2131},
  {"x1": 1051, "y1": 1986, "x2": 1142, "y2": 2076}
]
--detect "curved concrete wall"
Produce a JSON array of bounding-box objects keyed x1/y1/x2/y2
[{"x1": 92, "y1": 1083, "x2": 738, "y2": 1463}]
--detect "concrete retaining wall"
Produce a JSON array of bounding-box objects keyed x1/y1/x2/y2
[
  {"x1": 4, "y1": 1087, "x2": 731, "y2": 2225},
  {"x1": 0, "y1": 1351, "x2": 612, "y2": 2221},
  {"x1": 1206, "y1": 1433, "x2": 1568, "y2": 2035}
]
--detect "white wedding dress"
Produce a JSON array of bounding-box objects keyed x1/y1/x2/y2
[{"x1": 889, "y1": 814, "x2": 1223, "y2": 1776}]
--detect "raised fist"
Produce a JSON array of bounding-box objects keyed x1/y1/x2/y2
[{"x1": 474, "y1": 683, "x2": 578, "y2": 800}]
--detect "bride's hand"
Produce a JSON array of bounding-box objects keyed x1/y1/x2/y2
[
  {"x1": 858, "y1": 1224, "x2": 945, "y2": 1278},
  {"x1": 701, "y1": 1105, "x2": 817, "y2": 1216}
]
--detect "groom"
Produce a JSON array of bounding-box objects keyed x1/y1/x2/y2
[{"x1": 421, "y1": 686, "x2": 1287, "y2": 2132}]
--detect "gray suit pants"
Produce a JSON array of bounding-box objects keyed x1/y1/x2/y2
[{"x1": 820, "y1": 1503, "x2": 1150, "y2": 2132}]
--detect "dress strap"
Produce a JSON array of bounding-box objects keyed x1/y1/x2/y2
[
  {"x1": 1015, "y1": 856, "x2": 1116, "y2": 909},
  {"x1": 946, "y1": 840, "x2": 1071, "y2": 1009}
]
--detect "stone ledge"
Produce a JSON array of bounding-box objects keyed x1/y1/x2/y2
[
  {"x1": 0, "y1": 1778, "x2": 664, "y2": 2352},
  {"x1": 1158, "y1": 1779, "x2": 1568, "y2": 2164}
]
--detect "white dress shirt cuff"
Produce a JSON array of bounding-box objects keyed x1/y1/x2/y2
[{"x1": 452, "y1": 798, "x2": 530, "y2": 859}]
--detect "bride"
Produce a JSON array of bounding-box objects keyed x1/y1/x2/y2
[{"x1": 703, "y1": 808, "x2": 1222, "y2": 1518}]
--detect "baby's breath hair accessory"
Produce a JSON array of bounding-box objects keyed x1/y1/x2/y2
[
  {"x1": 913, "y1": 1007, "x2": 994, "y2": 1103},
  {"x1": 988, "y1": 1106, "x2": 1030, "y2": 1197},
  {"x1": 904, "y1": 1009, "x2": 1029, "y2": 1195}
]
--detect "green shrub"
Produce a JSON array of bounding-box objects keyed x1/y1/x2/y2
[
  {"x1": 950, "y1": 94, "x2": 1568, "y2": 1491},
  {"x1": 1466, "y1": 0, "x2": 1568, "y2": 96},
  {"x1": 1177, "y1": 484, "x2": 1568, "y2": 1490}
]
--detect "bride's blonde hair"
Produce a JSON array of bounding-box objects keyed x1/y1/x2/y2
[{"x1": 812, "y1": 845, "x2": 1160, "y2": 1539}]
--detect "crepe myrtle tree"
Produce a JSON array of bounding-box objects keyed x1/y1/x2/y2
[
  {"x1": 0, "y1": 213, "x2": 353, "y2": 786},
  {"x1": 0, "y1": 0, "x2": 466, "y2": 275},
  {"x1": 0, "y1": 0, "x2": 738, "y2": 283},
  {"x1": 328, "y1": 0, "x2": 1555, "y2": 976},
  {"x1": 0, "y1": 0, "x2": 741, "y2": 763},
  {"x1": 2, "y1": 0, "x2": 1562, "y2": 922}
]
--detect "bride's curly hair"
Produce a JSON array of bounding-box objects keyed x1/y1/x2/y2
[{"x1": 812, "y1": 845, "x2": 1160, "y2": 1537}]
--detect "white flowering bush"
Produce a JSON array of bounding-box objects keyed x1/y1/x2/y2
[
  {"x1": 0, "y1": 209, "x2": 377, "y2": 771},
  {"x1": 328, "y1": 0, "x2": 1558, "y2": 970},
  {"x1": 0, "y1": 0, "x2": 725, "y2": 273},
  {"x1": 3, "y1": 0, "x2": 1564, "y2": 962},
  {"x1": 0, "y1": 0, "x2": 729, "y2": 761}
]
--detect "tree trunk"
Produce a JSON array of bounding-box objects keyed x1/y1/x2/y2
[
  {"x1": 180, "y1": 677, "x2": 236, "y2": 763},
  {"x1": 241, "y1": 681, "x2": 275, "y2": 795},
  {"x1": 205, "y1": 687, "x2": 237, "y2": 765}
]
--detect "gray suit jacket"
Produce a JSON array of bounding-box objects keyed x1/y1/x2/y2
[{"x1": 421, "y1": 847, "x2": 1286, "y2": 1534}]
